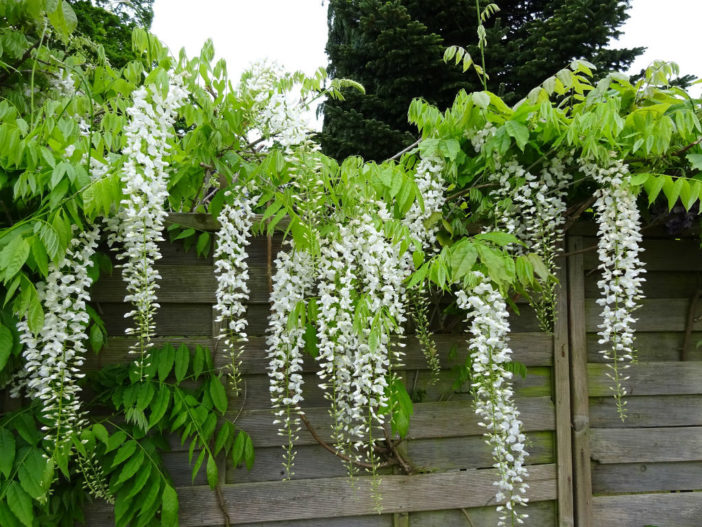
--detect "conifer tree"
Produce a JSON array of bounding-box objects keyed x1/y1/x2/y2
[{"x1": 321, "y1": 0, "x2": 643, "y2": 161}]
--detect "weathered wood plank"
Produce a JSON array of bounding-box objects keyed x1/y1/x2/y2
[
  {"x1": 99, "y1": 302, "x2": 214, "y2": 337},
  {"x1": 591, "y1": 427, "x2": 702, "y2": 463},
  {"x1": 592, "y1": 493, "x2": 702, "y2": 527},
  {"x1": 585, "y1": 298, "x2": 702, "y2": 332},
  {"x1": 234, "y1": 517, "x2": 392, "y2": 527},
  {"x1": 234, "y1": 398, "x2": 555, "y2": 448},
  {"x1": 590, "y1": 395, "x2": 702, "y2": 428},
  {"x1": 585, "y1": 271, "x2": 702, "y2": 299},
  {"x1": 567, "y1": 236, "x2": 592, "y2": 527},
  {"x1": 568, "y1": 222, "x2": 699, "y2": 239},
  {"x1": 583, "y1": 238, "x2": 702, "y2": 271},
  {"x1": 409, "y1": 501, "x2": 555, "y2": 527},
  {"x1": 121, "y1": 464, "x2": 557, "y2": 525},
  {"x1": 587, "y1": 332, "x2": 702, "y2": 363},
  {"x1": 92, "y1": 265, "x2": 271, "y2": 304},
  {"x1": 405, "y1": 432, "x2": 554, "y2": 471},
  {"x1": 552, "y1": 256, "x2": 574, "y2": 527},
  {"x1": 227, "y1": 433, "x2": 553, "y2": 484},
  {"x1": 193, "y1": 464, "x2": 557, "y2": 524},
  {"x1": 587, "y1": 362, "x2": 702, "y2": 396},
  {"x1": 90, "y1": 333, "x2": 552, "y2": 374},
  {"x1": 592, "y1": 461, "x2": 702, "y2": 494}
]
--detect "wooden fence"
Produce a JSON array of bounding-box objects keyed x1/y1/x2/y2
[{"x1": 75, "y1": 217, "x2": 702, "y2": 525}]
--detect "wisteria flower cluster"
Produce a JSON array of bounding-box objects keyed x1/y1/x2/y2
[
  {"x1": 213, "y1": 192, "x2": 256, "y2": 395},
  {"x1": 581, "y1": 159, "x2": 645, "y2": 420},
  {"x1": 266, "y1": 244, "x2": 315, "y2": 479},
  {"x1": 107, "y1": 74, "x2": 188, "y2": 380},
  {"x1": 456, "y1": 272, "x2": 529, "y2": 526},
  {"x1": 17, "y1": 226, "x2": 99, "y2": 451},
  {"x1": 487, "y1": 155, "x2": 571, "y2": 331}
]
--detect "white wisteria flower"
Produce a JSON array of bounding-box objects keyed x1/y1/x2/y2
[
  {"x1": 107, "y1": 73, "x2": 188, "y2": 380},
  {"x1": 581, "y1": 159, "x2": 645, "y2": 420},
  {"x1": 17, "y1": 226, "x2": 100, "y2": 451},
  {"x1": 266, "y1": 244, "x2": 315, "y2": 479},
  {"x1": 214, "y1": 191, "x2": 256, "y2": 395},
  {"x1": 457, "y1": 272, "x2": 529, "y2": 526}
]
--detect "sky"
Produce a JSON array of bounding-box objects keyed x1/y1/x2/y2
[{"x1": 151, "y1": 0, "x2": 701, "y2": 94}]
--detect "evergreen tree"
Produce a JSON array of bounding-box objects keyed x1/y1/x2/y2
[
  {"x1": 68, "y1": 0, "x2": 154, "y2": 68},
  {"x1": 321, "y1": 0, "x2": 644, "y2": 161}
]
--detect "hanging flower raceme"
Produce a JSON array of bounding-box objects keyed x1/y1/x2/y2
[
  {"x1": 581, "y1": 159, "x2": 645, "y2": 420},
  {"x1": 456, "y1": 272, "x2": 529, "y2": 526},
  {"x1": 487, "y1": 154, "x2": 572, "y2": 331},
  {"x1": 315, "y1": 213, "x2": 407, "y2": 471},
  {"x1": 213, "y1": 192, "x2": 256, "y2": 395},
  {"x1": 107, "y1": 73, "x2": 188, "y2": 380},
  {"x1": 403, "y1": 155, "x2": 447, "y2": 379},
  {"x1": 266, "y1": 244, "x2": 315, "y2": 479},
  {"x1": 17, "y1": 226, "x2": 100, "y2": 453}
]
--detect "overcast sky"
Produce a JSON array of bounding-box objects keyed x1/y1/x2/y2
[{"x1": 152, "y1": 0, "x2": 700, "y2": 93}]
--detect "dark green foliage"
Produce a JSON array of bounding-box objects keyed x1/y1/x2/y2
[
  {"x1": 68, "y1": 0, "x2": 154, "y2": 68},
  {"x1": 320, "y1": 0, "x2": 644, "y2": 161}
]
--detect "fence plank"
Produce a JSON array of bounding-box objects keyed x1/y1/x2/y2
[
  {"x1": 592, "y1": 493, "x2": 702, "y2": 527},
  {"x1": 583, "y1": 238, "x2": 702, "y2": 271},
  {"x1": 587, "y1": 362, "x2": 702, "y2": 396},
  {"x1": 590, "y1": 395, "x2": 702, "y2": 428},
  {"x1": 567, "y1": 236, "x2": 592, "y2": 527},
  {"x1": 192, "y1": 464, "x2": 557, "y2": 524},
  {"x1": 235, "y1": 397, "x2": 555, "y2": 448},
  {"x1": 585, "y1": 271, "x2": 702, "y2": 299},
  {"x1": 553, "y1": 256, "x2": 574, "y2": 527},
  {"x1": 592, "y1": 461, "x2": 702, "y2": 494},
  {"x1": 591, "y1": 427, "x2": 702, "y2": 463},
  {"x1": 586, "y1": 332, "x2": 702, "y2": 363},
  {"x1": 585, "y1": 298, "x2": 702, "y2": 332},
  {"x1": 409, "y1": 500, "x2": 555, "y2": 527}
]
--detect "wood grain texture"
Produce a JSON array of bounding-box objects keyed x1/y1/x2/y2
[
  {"x1": 409, "y1": 500, "x2": 554, "y2": 527},
  {"x1": 234, "y1": 398, "x2": 555, "y2": 448},
  {"x1": 583, "y1": 237, "x2": 702, "y2": 271},
  {"x1": 567, "y1": 236, "x2": 592, "y2": 527},
  {"x1": 587, "y1": 361, "x2": 702, "y2": 396},
  {"x1": 586, "y1": 332, "x2": 702, "y2": 363},
  {"x1": 592, "y1": 493, "x2": 702, "y2": 527},
  {"x1": 590, "y1": 395, "x2": 702, "y2": 428},
  {"x1": 585, "y1": 271, "x2": 702, "y2": 299},
  {"x1": 85, "y1": 464, "x2": 557, "y2": 526},
  {"x1": 585, "y1": 298, "x2": 702, "y2": 332},
  {"x1": 591, "y1": 427, "x2": 702, "y2": 463},
  {"x1": 552, "y1": 256, "x2": 574, "y2": 526},
  {"x1": 592, "y1": 461, "x2": 702, "y2": 494}
]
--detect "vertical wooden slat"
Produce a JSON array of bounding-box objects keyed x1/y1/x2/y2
[
  {"x1": 567, "y1": 236, "x2": 592, "y2": 526},
  {"x1": 554, "y1": 252, "x2": 574, "y2": 526}
]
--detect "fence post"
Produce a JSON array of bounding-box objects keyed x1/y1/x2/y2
[
  {"x1": 567, "y1": 236, "x2": 593, "y2": 526},
  {"x1": 554, "y1": 248, "x2": 575, "y2": 526}
]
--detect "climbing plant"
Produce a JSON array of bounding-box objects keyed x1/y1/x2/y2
[{"x1": 0, "y1": 1, "x2": 700, "y2": 526}]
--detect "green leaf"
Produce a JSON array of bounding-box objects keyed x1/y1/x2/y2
[
  {"x1": 0, "y1": 323, "x2": 13, "y2": 371},
  {"x1": 192, "y1": 345, "x2": 204, "y2": 380},
  {"x1": 46, "y1": 0, "x2": 78, "y2": 39},
  {"x1": 158, "y1": 343, "x2": 175, "y2": 381},
  {"x1": 644, "y1": 175, "x2": 665, "y2": 205},
  {"x1": 2, "y1": 236, "x2": 30, "y2": 281},
  {"x1": 473, "y1": 231, "x2": 521, "y2": 246},
  {"x1": 174, "y1": 344, "x2": 189, "y2": 383},
  {"x1": 449, "y1": 241, "x2": 477, "y2": 281},
  {"x1": 149, "y1": 384, "x2": 171, "y2": 428},
  {"x1": 687, "y1": 153, "x2": 702, "y2": 170},
  {"x1": 124, "y1": 463, "x2": 152, "y2": 500},
  {"x1": 6, "y1": 482, "x2": 32, "y2": 527},
  {"x1": 0, "y1": 428, "x2": 15, "y2": 477},
  {"x1": 93, "y1": 423, "x2": 109, "y2": 445},
  {"x1": 89, "y1": 324, "x2": 104, "y2": 353},
  {"x1": 18, "y1": 448, "x2": 48, "y2": 500},
  {"x1": 196, "y1": 232, "x2": 210, "y2": 256},
  {"x1": 160, "y1": 484, "x2": 179, "y2": 527},
  {"x1": 209, "y1": 377, "x2": 227, "y2": 414},
  {"x1": 629, "y1": 173, "x2": 650, "y2": 186},
  {"x1": 116, "y1": 448, "x2": 145, "y2": 486},
  {"x1": 231, "y1": 431, "x2": 245, "y2": 467},
  {"x1": 504, "y1": 120, "x2": 529, "y2": 151},
  {"x1": 0, "y1": 501, "x2": 22, "y2": 527},
  {"x1": 214, "y1": 422, "x2": 232, "y2": 455},
  {"x1": 243, "y1": 432, "x2": 255, "y2": 470},
  {"x1": 112, "y1": 440, "x2": 137, "y2": 468},
  {"x1": 206, "y1": 454, "x2": 218, "y2": 488}
]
